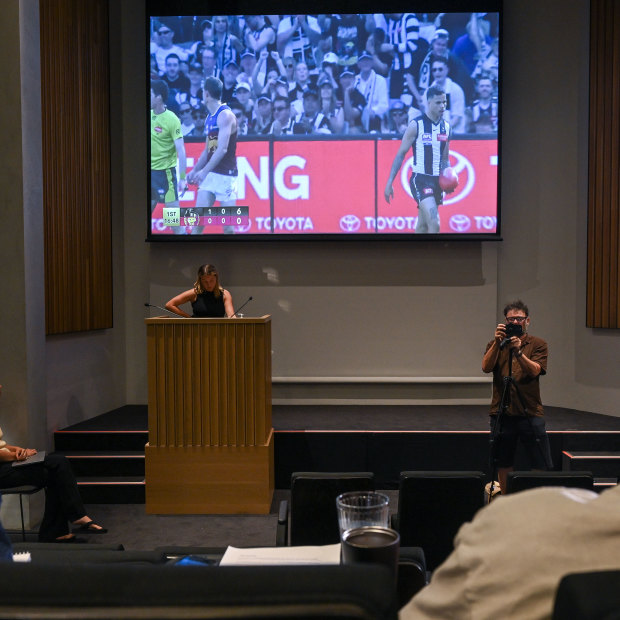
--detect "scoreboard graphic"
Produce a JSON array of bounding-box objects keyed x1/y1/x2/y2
[{"x1": 162, "y1": 206, "x2": 249, "y2": 228}]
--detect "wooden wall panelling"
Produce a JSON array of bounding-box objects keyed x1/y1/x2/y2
[
  {"x1": 587, "y1": 0, "x2": 620, "y2": 328},
  {"x1": 40, "y1": 0, "x2": 112, "y2": 334}
]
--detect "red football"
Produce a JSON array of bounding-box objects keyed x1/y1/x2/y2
[{"x1": 439, "y1": 167, "x2": 459, "y2": 191}]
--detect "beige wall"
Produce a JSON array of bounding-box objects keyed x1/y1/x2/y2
[{"x1": 0, "y1": 0, "x2": 46, "y2": 449}]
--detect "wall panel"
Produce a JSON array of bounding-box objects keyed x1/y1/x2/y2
[
  {"x1": 588, "y1": 0, "x2": 620, "y2": 327},
  {"x1": 40, "y1": 0, "x2": 112, "y2": 334}
]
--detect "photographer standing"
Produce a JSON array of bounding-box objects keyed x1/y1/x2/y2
[{"x1": 482, "y1": 300, "x2": 552, "y2": 493}]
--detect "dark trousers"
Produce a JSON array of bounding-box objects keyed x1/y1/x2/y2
[
  {"x1": 490, "y1": 415, "x2": 553, "y2": 470},
  {"x1": 0, "y1": 454, "x2": 85, "y2": 541}
]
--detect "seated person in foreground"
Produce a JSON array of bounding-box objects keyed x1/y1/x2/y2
[
  {"x1": 399, "y1": 484, "x2": 620, "y2": 620},
  {"x1": 165, "y1": 263, "x2": 234, "y2": 318},
  {"x1": 0, "y1": 428, "x2": 107, "y2": 542}
]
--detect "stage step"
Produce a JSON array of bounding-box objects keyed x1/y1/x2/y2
[
  {"x1": 562, "y1": 451, "x2": 620, "y2": 480},
  {"x1": 594, "y1": 477, "x2": 618, "y2": 490},
  {"x1": 562, "y1": 435, "x2": 620, "y2": 452},
  {"x1": 54, "y1": 431, "x2": 148, "y2": 452},
  {"x1": 64, "y1": 452, "x2": 145, "y2": 477},
  {"x1": 77, "y1": 477, "x2": 145, "y2": 504},
  {"x1": 54, "y1": 421, "x2": 148, "y2": 504}
]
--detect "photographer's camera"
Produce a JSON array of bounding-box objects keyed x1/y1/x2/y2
[{"x1": 505, "y1": 323, "x2": 523, "y2": 338}]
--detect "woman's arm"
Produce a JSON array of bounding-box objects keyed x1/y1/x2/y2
[
  {"x1": 165, "y1": 289, "x2": 197, "y2": 318},
  {"x1": 223, "y1": 290, "x2": 235, "y2": 318},
  {"x1": 0, "y1": 445, "x2": 35, "y2": 461}
]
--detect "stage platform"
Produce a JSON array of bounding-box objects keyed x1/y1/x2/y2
[
  {"x1": 56, "y1": 403, "x2": 620, "y2": 433},
  {"x1": 55, "y1": 405, "x2": 620, "y2": 499}
]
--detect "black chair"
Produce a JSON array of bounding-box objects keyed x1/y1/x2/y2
[
  {"x1": 553, "y1": 570, "x2": 620, "y2": 619},
  {"x1": 506, "y1": 471, "x2": 594, "y2": 494},
  {"x1": 394, "y1": 471, "x2": 486, "y2": 571},
  {"x1": 13, "y1": 547, "x2": 167, "y2": 565},
  {"x1": 0, "y1": 563, "x2": 398, "y2": 619},
  {"x1": 155, "y1": 544, "x2": 427, "y2": 608},
  {"x1": 397, "y1": 547, "x2": 428, "y2": 608},
  {"x1": 277, "y1": 471, "x2": 375, "y2": 546},
  {"x1": 0, "y1": 485, "x2": 44, "y2": 541}
]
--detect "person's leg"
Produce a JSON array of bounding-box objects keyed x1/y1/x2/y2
[
  {"x1": 491, "y1": 416, "x2": 518, "y2": 494},
  {"x1": 418, "y1": 196, "x2": 440, "y2": 233},
  {"x1": 409, "y1": 174, "x2": 427, "y2": 234},
  {"x1": 40, "y1": 454, "x2": 106, "y2": 540},
  {"x1": 415, "y1": 205, "x2": 429, "y2": 233},
  {"x1": 160, "y1": 168, "x2": 186, "y2": 235},
  {"x1": 38, "y1": 485, "x2": 71, "y2": 542},
  {"x1": 520, "y1": 417, "x2": 553, "y2": 470},
  {"x1": 497, "y1": 466, "x2": 514, "y2": 494},
  {"x1": 42, "y1": 454, "x2": 85, "y2": 520},
  {"x1": 151, "y1": 168, "x2": 178, "y2": 212},
  {"x1": 150, "y1": 169, "x2": 163, "y2": 214},
  {"x1": 36, "y1": 454, "x2": 84, "y2": 541}
]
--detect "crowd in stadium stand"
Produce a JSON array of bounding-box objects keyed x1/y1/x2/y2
[{"x1": 150, "y1": 13, "x2": 499, "y2": 137}]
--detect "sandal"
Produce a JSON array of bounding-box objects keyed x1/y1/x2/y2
[{"x1": 72, "y1": 521, "x2": 108, "y2": 535}]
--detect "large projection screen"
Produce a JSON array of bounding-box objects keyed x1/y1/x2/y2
[{"x1": 147, "y1": 2, "x2": 501, "y2": 241}]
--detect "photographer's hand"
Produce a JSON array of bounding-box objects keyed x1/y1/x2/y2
[
  {"x1": 508, "y1": 336, "x2": 522, "y2": 351},
  {"x1": 494, "y1": 323, "x2": 506, "y2": 344},
  {"x1": 483, "y1": 324, "x2": 506, "y2": 373}
]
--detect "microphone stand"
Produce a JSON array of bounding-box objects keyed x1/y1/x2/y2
[
  {"x1": 230, "y1": 296, "x2": 253, "y2": 318},
  {"x1": 144, "y1": 303, "x2": 180, "y2": 317},
  {"x1": 489, "y1": 346, "x2": 548, "y2": 496}
]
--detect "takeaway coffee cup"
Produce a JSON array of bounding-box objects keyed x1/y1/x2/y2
[
  {"x1": 336, "y1": 491, "x2": 390, "y2": 537},
  {"x1": 341, "y1": 526, "x2": 400, "y2": 581}
]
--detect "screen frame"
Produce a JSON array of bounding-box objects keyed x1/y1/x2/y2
[{"x1": 146, "y1": 0, "x2": 503, "y2": 242}]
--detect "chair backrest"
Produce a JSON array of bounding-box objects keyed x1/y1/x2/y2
[
  {"x1": 0, "y1": 485, "x2": 43, "y2": 496},
  {"x1": 506, "y1": 471, "x2": 594, "y2": 494},
  {"x1": 553, "y1": 570, "x2": 620, "y2": 620},
  {"x1": 397, "y1": 547, "x2": 427, "y2": 609},
  {"x1": 396, "y1": 471, "x2": 486, "y2": 571},
  {"x1": 0, "y1": 563, "x2": 398, "y2": 620},
  {"x1": 289, "y1": 472, "x2": 375, "y2": 546}
]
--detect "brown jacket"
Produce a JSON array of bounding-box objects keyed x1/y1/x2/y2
[{"x1": 486, "y1": 333, "x2": 548, "y2": 416}]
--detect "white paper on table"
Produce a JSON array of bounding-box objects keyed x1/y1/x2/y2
[{"x1": 219, "y1": 543, "x2": 341, "y2": 566}]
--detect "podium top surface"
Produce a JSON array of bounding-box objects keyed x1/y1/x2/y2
[{"x1": 145, "y1": 315, "x2": 271, "y2": 325}]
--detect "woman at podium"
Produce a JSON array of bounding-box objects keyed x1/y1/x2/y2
[{"x1": 165, "y1": 263, "x2": 234, "y2": 318}]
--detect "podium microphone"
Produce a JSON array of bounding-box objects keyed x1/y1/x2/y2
[
  {"x1": 144, "y1": 302, "x2": 179, "y2": 317},
  {"x1": 231, "y1": 296, "x2": 253, "y2": 318}
]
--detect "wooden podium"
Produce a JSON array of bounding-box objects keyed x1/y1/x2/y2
[{"x1": 144, "y1": 316, "x2": 273, "y2": 514}]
